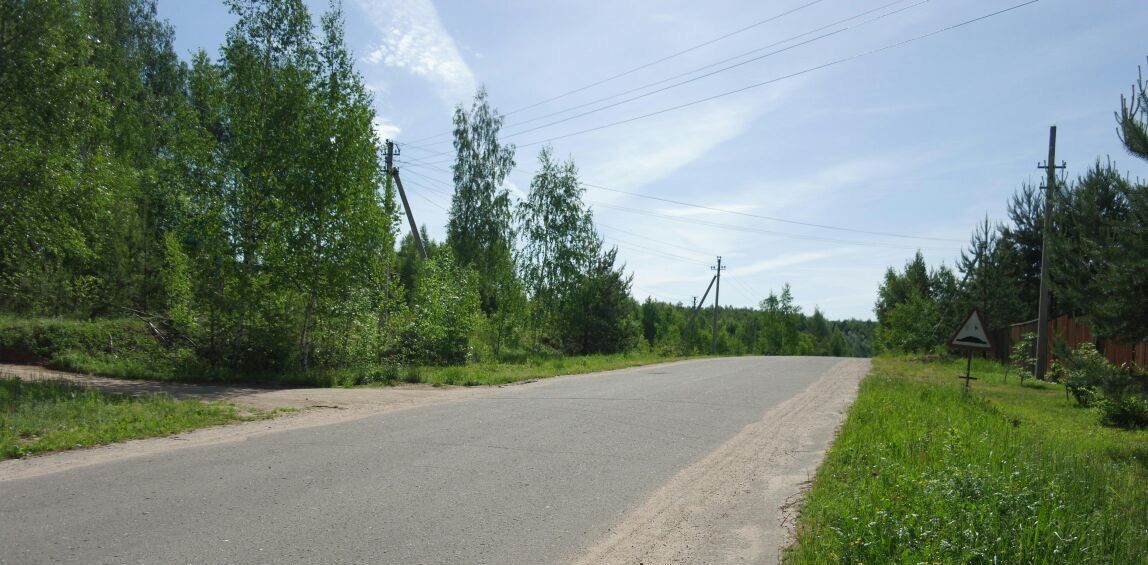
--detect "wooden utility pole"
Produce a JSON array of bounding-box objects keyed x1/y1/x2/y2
[
  {"x1": 711, "y1": 256, "x2": 725, "y2": 354},
  {"x1": 1035, "y1": 126, "x2": 1065, "y2": 380},
  {"x1": 385, "y1": 140, "x2": 427, "y2": 260}
]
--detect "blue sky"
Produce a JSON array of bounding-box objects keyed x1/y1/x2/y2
[{"x1": 157, "y1": 0, "x2": 1148, "y2": 321}]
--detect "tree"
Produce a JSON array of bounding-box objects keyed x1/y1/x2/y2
[
  {"x1": 1049, "y1": 161, "x2": 1133, "y2": 323},
  {"x1": 958, "y1": 217, "x2": 1025, "y2": 328},
  {"x1": 874, "y1": 252, "x2": 958, "y2": 353},
  {"x1": 287, "y1": 1, "x2": 394, "y2": 369},
  {"x1": 558, "y1": 246, "x2": 639, "y2": 355},
  {"x1": 518, "y1": 146, "x2": 597, "y2": 344},
  {"x1": 448, "y1": 86, "x2": 517, "y2": 314},
  {"x1": 1079, "y1": 61, "x2": 1148, "y2": 341},
  {"x1": 398, "y1": 249, "x2": 481, "y2": 364},
  {"x1": 0, "y1": 0, "x2": 169, "y2": 316},
  {"x1": 999, "y1": 183, "x2": 1044, "y2": 321}
]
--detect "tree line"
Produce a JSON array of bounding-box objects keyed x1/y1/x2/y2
[
  {"x1": 874, "y1": 60, "x2": 1148, "y2": 353},
  {"x1": 1, "y1": 0, "x2": 869, "y2": 379}
]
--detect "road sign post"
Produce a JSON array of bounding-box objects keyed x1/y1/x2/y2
[{"x1": 949, "y1": 309, "x2": 993, "y2": 393}]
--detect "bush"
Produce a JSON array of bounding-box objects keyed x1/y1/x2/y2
[
  {"x1": 1100, "y1": 395, "x2": 1148, "y2": 429},
  {"x1": 1062, "y1": 342, "x2": 1148, "y2": 429},
  {"x1": 0, "y1": 317, "x2": 167, "y2": 366},
  {"x1": 1008, "y1": 332, "x2": 1036, "y2": 383}
]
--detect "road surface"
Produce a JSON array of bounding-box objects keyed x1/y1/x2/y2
[{"x1": 1, "y1": 356, "x2": 865, "y2": 564}]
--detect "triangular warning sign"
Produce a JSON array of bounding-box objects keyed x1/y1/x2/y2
[{"x1": 950, "y1": 309, "x2": 992, "y2": 350}]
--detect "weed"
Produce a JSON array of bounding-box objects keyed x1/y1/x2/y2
[
  {"x1": 0, "y1": 376, "x2": 258, "y2": 460},
  {"x1": 785, "y1": 357, "x2": 1148, "y2": 563}
]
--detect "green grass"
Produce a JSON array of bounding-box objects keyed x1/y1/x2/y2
[
  {"x1": 0, "y1": 376, "x2": 260, "y2": 460},
  {"x1": 786, "y1": 356, "x2": 1148, "y2": 564},
  {"x1": 383, "y1": 351, "x2": 702, "y2": 387},
  {"x1": 0, "y1": 316, "x2": 703, "y2": 388}
]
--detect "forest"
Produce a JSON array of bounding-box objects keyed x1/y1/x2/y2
[
  {"x1": 873, "y1": 60, "x2": 1148, "y2": 354},
  {"x1": 0, "y1": 0, "x2": 871, "y2": 384}
]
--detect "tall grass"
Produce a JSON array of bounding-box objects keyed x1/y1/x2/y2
[
  {"x1": 786, "y1": 356, "x2": 1148, "y2": 563},
  {"x1": 0, "y1": 376, "x2": 255, "y2": 460},
  {"x1": 380, "y1": 351, "x2": 702, "y2": 387}
]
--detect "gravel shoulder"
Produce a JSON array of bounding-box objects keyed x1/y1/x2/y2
[{"x1": 572, "y1": 358, "x2": 868, "y2": 564}]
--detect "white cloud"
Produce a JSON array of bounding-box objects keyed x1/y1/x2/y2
[
  {"x1": 575, "y1": 78, "x2": 805, "y2": 194},
  {"x1": 354, "y1": 0, "x2": 475, "y2": 105},
  {"x1": 726, "y1": 250, "x2": 844, "y2": 278},
  {"x1": 372, "y1": 117, "x2": 402, "y2": 142}
]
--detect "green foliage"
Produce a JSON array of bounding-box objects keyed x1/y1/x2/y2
[
  {"x1": 448, "y1": 86, "x2": 517, "y2": 314},
  {"x1": 1008, "y1": 331, "x2": 1036, "y2": 383},
  {"x1": 0, "y1": 376, "x2": 250, "y2": 460},
  {"x1": 786, "y1": 357, "x2": 1148, "y2": 563},
  {"x1": 758, "y1": 284, "x2": 803, "y2": 354},
  {"x1": 1, "y1": 1, "x2": 871, "y2": 383},
  {"x1": 518, "y1": 146, "x2": 598, "y2": 347},
  {"x1": 558, "y1": 247, "x2": 640, "y2": 355},
  {"x1": 958, "y1": 217, "x2": 1029, "y2": 330},
  {"x1": 1061, "y1": 342, "x2": 1148, "y2": 429},
  {"x1": 397, "y1": 250, "x2": 481, "y2": 365},
  {"x1": 411, "y1": 351, "x2": 690, "y2": 387},
  {"x1": 874, "y1": 252, "x2": 957, "y2": 353}
]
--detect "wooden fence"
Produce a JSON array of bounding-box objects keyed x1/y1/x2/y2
[{"x1": 989, "y1": 315, "x2": 1148, "y2": 369}]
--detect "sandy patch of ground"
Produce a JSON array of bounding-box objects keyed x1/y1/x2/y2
[
  {"x1": 0, "y1": 364, "x2": 489, "y2": 481},
  {"x1": 572, "y1": 358, "x2": 868, "y2": 564}
]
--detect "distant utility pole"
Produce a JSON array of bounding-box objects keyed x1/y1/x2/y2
[
  {"x1": 385, "y1": 140, "x2": 427, "y2": 260},
  {"x1": 682, "y1": 281, "x2": 715, "y2": 356},
  {"x1": 1035, "y1": 126, "x2": 1065, "y2": 380},
  {"x1": 711, "y1": 256, "x2": 726, "y2": 354}
]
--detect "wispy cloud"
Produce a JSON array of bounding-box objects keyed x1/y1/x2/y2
[
  {"x1": 372, "y1": 117, "x2": 402, "y2": 142},
  {"x1": 655, "y1": 203, "x2": 757, "y2": 217},
  {"x1": 726, "y1": 250, "x2": 843, "y2": 278},
  {"x1": 353, "y1": 0, "x2": 475, "y2": 105},
  {"x1": 575, "y1": 79, "x2": 803, "y2": 192}
]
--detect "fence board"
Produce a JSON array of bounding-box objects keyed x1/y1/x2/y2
[{"x1": 987, "y1": 315, "x2": 1146, "y2": 370}]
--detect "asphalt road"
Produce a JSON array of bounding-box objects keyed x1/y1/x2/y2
[{"x1": 1, "y1": 356, "x2": 851, "y2": 564}]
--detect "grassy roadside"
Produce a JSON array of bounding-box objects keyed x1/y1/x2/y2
[
  {"x1": 378, "y1": 352, "x2": 704, "y2": 387},
  {"x1": 786, "y1": 356, "x2": 1148, "y2": 563},
  {"x1": 0, "y1": 316, "x2": 704, "y2": 387},
  {"x1": 1, "y1": 376, "x2": 262, "y2": 461}
]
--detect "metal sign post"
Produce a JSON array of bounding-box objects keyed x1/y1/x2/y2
[{"x1": 949, "y1": 309, "x2": 993, "y2": 393}]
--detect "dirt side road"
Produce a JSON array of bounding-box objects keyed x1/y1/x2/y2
[{"x1": 0, "y1": 363, "x2": 488, "y2": 481}]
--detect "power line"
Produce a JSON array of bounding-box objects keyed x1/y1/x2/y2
[
  {"x1": 596, "y1": 221, "x2": 713, "y2": 258},
  {"x1": 407, "y1": 0, "x2": 828, "y2": 144},
  {"x1": 498, "y1": 1, "x2": 930, "y2": 142},
  {"x1": 584, "y1": 182, "x2": 964, "y2": 242},
  {"x1": 601, "y1": 234, "x2": 710, "y2": 266},
  {"x1": 412, "y1": 0, "x2": 925, "y2": 149},
  {"x1": 590, "y1": 200, "x2": 962, "y2": 252},
  {"x1": 495, "y1": 0, "x2": 924, "y2": 136},
  {"x1": 516, "y1": 1, "x2": 1041, "y2": 149}
]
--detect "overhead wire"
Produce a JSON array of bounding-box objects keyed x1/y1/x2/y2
[
  {"x1": 494, "y1": 0, "x2": 924, "y2": 135},
  {"x1": 406, "y1": 0, "x2": 829, "y2": 144},
  {"x1": 514, "y1": 1, "x2": 1041, "y2": 149},
  {"x1": 589, "y1": 200, "x2": 963, "y2": 252},
  {"x1": 584, "y1": 182, "x2": 964, "y2": 242},
  {"x1": 496, "y1": 0, "x2": 931, "y2": 142}
]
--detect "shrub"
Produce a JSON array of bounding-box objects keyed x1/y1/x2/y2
[
  {"x1": 1062, "y1": 342, "x2": 1148, "y2": 429},
  {"x1": 1008, "y1": 332, "x2": 1036, "y2": 383}
]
